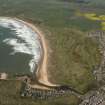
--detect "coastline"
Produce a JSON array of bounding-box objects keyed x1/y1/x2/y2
[
  {"x1": 13, "y1": 18, "x2": 59, "y2": 87},
  {"x1": 0, "y1": 16, "x2": 59, "y2": 90},
  {"x1": 5, "y1": 17, "x2": 60, "y2": 87}
]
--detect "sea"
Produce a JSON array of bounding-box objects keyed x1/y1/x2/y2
[{"x1": 0, "y1": 17, "x2": 42, "y2": 74}]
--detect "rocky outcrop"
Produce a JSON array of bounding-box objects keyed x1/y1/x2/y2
[
  {"x1": 79, "y1": 87, "x2": 105, "y2": 105},
  {"x1": 79, "y1": 31, "x2": 105, "y2": 105},
  {"x1": 20, "y1": 81, "x2": 82, "y2": 100}
]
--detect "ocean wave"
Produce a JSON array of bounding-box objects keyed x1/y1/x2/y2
[{"x1": 0, "y1": 17, "x2": 42, "y2": 73}]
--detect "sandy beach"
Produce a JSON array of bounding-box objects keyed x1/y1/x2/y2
[
  {"x1": 23, "y1": 21, "x2": 49, "y2": 85},
  {"x1": 14, "y1": 18, "x2": 59, "y2": 87},
  {"x1": 0, "y1": 17, "x2": 59, "y2": 89}
]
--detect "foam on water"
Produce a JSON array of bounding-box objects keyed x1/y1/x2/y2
[{"x1": 0, "y1": 17, "x2": 42, "y2": 73}]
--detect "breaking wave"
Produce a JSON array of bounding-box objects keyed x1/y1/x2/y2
[{"x1": 0, "y1": 17, "x2": 42, "y2": 73}]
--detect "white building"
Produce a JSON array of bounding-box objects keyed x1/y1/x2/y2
[{"x1": 0, "y1": 73, "x2": 8, "y2": 80}]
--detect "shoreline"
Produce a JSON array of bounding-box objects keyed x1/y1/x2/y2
[
  {"x1": 18, "y1": 18, "x2": 59, "y2": 87},
  {"x1": 7, "y1": 17, "x2": 59, "y2": 87}
]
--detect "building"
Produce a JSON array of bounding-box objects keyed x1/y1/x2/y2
[{"x1": 0, "y1": 73, "x2": 8, "y2": 80}]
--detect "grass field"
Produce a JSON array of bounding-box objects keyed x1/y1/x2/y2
[{"x1": 0, "y1": 0, "x2": 104, "y2": 105}]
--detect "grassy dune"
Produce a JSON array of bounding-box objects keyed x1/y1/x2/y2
[{"x1": 0, "y1": 0, "x2": 104, "y2": 105}]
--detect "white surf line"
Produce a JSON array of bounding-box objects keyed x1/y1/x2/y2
[
  {"x1": 21, "y1": 19, "x2": 59, "y2": 87},
  {"x1": 0, "y1": 17, "x2": 59, "y2": 87},
  {"x1": 0, "y1": 17, "x2": 42, "y2": 73}
]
